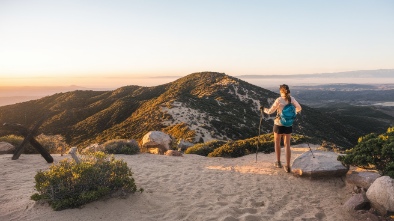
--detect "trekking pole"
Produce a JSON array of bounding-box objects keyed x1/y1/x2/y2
[{"x1": 256, "y1": 107, "x2": 264, "y2": 162}]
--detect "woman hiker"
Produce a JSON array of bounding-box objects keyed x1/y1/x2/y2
[{"x1": 264, "y1": 84, "x2": 302, "y2": 173}]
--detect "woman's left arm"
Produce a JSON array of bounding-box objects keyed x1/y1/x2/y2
[{"x1": 292, "y1": 97, "x2": 302, "y2": 113}]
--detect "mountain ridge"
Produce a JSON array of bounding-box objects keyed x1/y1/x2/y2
[{"x1": 0, "y1": 72, "x2": 358, "y2": 147}]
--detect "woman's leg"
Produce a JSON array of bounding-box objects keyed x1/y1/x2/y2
[
  {"x1": 274, "y1": 132, "x2": 282, "y2": 163},
  {"x1": 283, "y1": 134, "x2": 291, "y2": 167}
]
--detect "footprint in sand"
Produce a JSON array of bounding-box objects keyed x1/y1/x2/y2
[
  {"x1": 233, "y1": 207, "x2": 258, "y2": 215},
  {"x1": 248, "y1": 199, "x2": 265, "y2": 208},
  {"x1": 176, "y1": 187, "x2": 184, "y2": 192},
  {"x1": 217, "y1": 201, "x2": 228, "y2": 206},
  {"x1": 222, "y1": 216, "x2": 238, "y2": 221},
  {"x1": 240, "y1": 214, "x2": 262, "y2": 221}
]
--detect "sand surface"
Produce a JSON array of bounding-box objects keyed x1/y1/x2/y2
[{"x1": 1, "y1": 144, "x2": 360, "y2": 221}]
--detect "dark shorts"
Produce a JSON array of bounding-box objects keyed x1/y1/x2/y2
[{"x1": 273, "y1": 125, "x2": 292, "y2": 134}]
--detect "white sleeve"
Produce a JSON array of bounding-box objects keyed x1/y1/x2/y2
[
  {"x1": 264, "y1": 98, "x2": 280, "y2": 115},
  {"x1": 292, "y1": 97, "x2": 302, "y2": 113}
]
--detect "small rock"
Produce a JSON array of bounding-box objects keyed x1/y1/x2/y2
[
  {"x1": 81, "y1": 143, "x2": 103, "y2": 153},
  {"x1": 165, "y1": 150, "x2": 183, "y2": 157},
  {"x1": 177, "y1": 139, "x2": 194, "y2": 152}
]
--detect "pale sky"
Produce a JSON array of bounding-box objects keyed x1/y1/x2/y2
[{"x1": 0, "y1": 0, "x2": 393, "y2": 87}]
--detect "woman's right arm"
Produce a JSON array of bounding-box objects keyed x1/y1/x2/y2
[{"x1": 264, "y1": 98, "x2": 279, "y2": 115}]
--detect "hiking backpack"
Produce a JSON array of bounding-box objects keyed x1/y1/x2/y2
[{"x1": 279, "y1": 103, "x2": 296, "y2": 127}]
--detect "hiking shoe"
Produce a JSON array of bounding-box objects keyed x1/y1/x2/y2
[
  {"x1": 274, "y1": 161, "x2": 282, "y2": 168},
  {"x1": 284, "y1": 165, "x2": 291, "y2": 173}
]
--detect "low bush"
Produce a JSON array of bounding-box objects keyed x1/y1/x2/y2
[
  {"x1": 185, "y1": 140, "x2": 226, "y2": 156},
  {"x1": 101, "y1": 139, "x2": 140, "y2": 155},
  {"x1": 208, "y1": 134, "x2": 273, "y2": 158},
  {"x1": 338, "y1": 127, "x2": 394, "y2": 178},
  {"x1": 208, "y1": 133, "x2": 308, "y2": 158},
  {"x1": 31, "y1": 152, "x2": 141, "y2": 210}
]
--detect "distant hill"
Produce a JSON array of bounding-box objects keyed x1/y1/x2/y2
[
  {"x1": 0, "y1": 72, "x2": 361, "y2": 147},
  {"x1": 238, "y1": 69, "x2": 394, "y2": 79},
  {"x1": 0, "y1": 85, "x2": 106, "y2": 107}
]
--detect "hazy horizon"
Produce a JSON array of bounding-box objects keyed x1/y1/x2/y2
[
  {"x1": 1, "y1": 71, "x2": 394, "y2": 107},
  {"x1": 1, "y1": 69, "x2": 394, "y2": 89},
  {"x1": 1, "y1": 74, "x2": 394, "y2": 107}
]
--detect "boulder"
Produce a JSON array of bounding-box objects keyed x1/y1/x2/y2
[
  {"x1": 177, "y1": 139, "x2": 194, "y2": 152},
  {"x1": 291, "y1": 150, "x2": 349, "y2": 177},
  {"x1": 343, "y1": 193, "x2": 370, "y2": 211},
  {"x1": 366, "y1": 176, "x2": 394, "y2": 215},
  {"x1": 165, "y1": 150, "x2": 183, "y2": 157},
  {"x1": 346, "y1": 171, "x2": 381, "y2": 190},
  {"x1": 141, "y1": 131, "x2": 172, "y2": 154},
  {"x1": 0, "y1": 142, "x2": 15, "y2": 154}
]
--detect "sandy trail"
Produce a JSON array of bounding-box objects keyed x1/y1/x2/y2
[{"x1": 0, "y1": 144, "x2": 357, "y2": 221}]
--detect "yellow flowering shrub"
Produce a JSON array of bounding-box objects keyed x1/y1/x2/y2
[{"x1": 338, "y1": 127, "x2": 394, "y2": 178}]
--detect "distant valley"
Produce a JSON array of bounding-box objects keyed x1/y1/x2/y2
[
  {"x1": 289, "y1": 84, "x2": 394, "y2": 137},
  {"x1": 0, "y1": 86, "x2": 110, "y2": 107}
]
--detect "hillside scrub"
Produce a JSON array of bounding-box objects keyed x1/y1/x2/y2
[
  {"x1": 338, "y1": 127, "x2": 394, "y2": 178},
  {"x1": 0, "y1": 72, "x2": 361, "y2": 148},
  {"x1": 0, "y1": 134, "x2": 69, "y2": 154},
  {"x1": 163, "y1": 122, "x2": 196, "y2": 142},
  {"x1": 31, "y1": 152, "x2": 141, "y2": 211}
]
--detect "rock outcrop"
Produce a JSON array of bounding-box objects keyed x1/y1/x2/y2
[{"x1": 291, "y1": 150, "x2": 348, "y2": 177}]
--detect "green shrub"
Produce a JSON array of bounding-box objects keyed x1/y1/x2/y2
[
  {"x1": 102, "y1": 139, "x2": 140, "y2": 155},
  {"x1": 208, "y1": 133, "x2": 308, "y2": 158},
  {"x1": 185, "y1": 140, "x2": 226, "y2": 156},
  {"x1": 207, "y1": 135, "x2": 273, "y2": 158},
  {"x1": 338, "y1": 127, "x2": 394, "y2": 178},
  {"x1": 0, "y1": 134, "x2": 69, "y2": 154},
  {"x1": 208, "y1": 141, "x2": 250, "y2": 158},
  {"x1": 31, "y1": 152, "x2": 140, "y2": 210}
]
